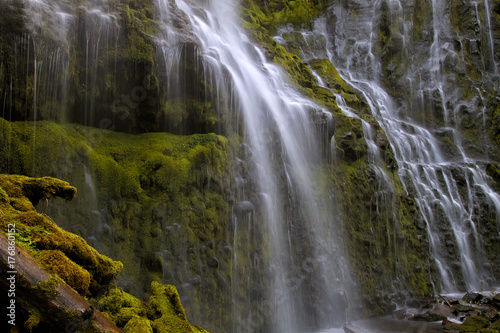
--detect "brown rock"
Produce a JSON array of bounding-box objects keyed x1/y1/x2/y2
[
  {"x1": 430, "y1": 303, "x2": 455, "y2": 318},
  {"x1": 0, "y1": 233, "x2": 122, "y2": 333},
  {"x1": 462, "y1": 292, "x2": 483, "y2": 304}
]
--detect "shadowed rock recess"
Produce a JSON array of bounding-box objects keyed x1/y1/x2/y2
[{"x1": 0, "y1": 0, "x2": 499, "y2": 332}]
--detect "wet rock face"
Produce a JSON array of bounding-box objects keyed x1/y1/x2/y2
[
  {"x1": 325, "y1": 0, "x2": 500, "y2": 291},
  {"x1": 0, "y1": 0, "x2": 221, "y2": 135},
  {"x1": 327, "y1": 0, "x2": 500, "y2": 159}
]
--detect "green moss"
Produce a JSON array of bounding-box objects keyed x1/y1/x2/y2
[
  {"x1": 152, "y1": 313, "x2": 193, "y2": 333},
  {"x1": 121, "y1": 2, "x2": 156, "y2": 64},
  {"x1": 444, "y1": 316, "x2": 490, "y2": 332},
  {"x1": 95, "y1": 283, "x2": 208, "y2": 332},
  {"x1": 95, "y1": 287, "x2": 149, "y2": 326},
  {"x1": 123, "y1": 316, "x2": 153, "y2": 333},
  {"x1": 0, "y1": 173, "x2": 123, "y2": 295},
  {"x1": 242, "y1": 0, "x2": 327, "y2": 33},
  {"x1": 9, "y1": 197, "x2": 35, "y2": 212},
  {"x1": 150, "y1": 282, "x2": 188, "y2": 321},
  {"x1": 36, "y1": 249, "x2": 92, "y2": 296},
  {"x1": 31, "y1": 276, "x2": 62, "y2": 301},
  {"x1": 0, "y1": 187, "x2": 8, "y2": 202},
  {"x1": 24, "y1": 307, "x2": 42, "y2": 331},
  {"x1": 492, "y1": 320, "x2": 500, "y2": 331}
]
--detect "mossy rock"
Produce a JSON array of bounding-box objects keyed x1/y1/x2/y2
[
  {"x1": 95, "y1": 283, "x2": 210, "y2": 332},
  {"x1": 150, "y1": 281, "x2": 188, "y2": 321},
  {"x1": 149, "y1": 281, "x2": 212, "y2": 332},
  {"x1": 444, "y1": 316, "x2": 490, "y2": 332},
  {"x1": 0, "y1": 174, "x2": 123, "y2": 295},
  {"x1": 36, "y1": 249, "x2": 91, "y2": 296},
  {"x1": 0, "y1": 118, "x2": 231, "y2": 329},
  {"x1": 0, "y1": 174, "x2": 76, "y2": 206},
  {"x1": 123, "y1": 316, "x2": 154, "y2": 333},
  {"x1": 0, "y1": 172, "x2": 212, "y2": 332},
  {"x1": 95, "y1": 287, "x2": 149, "y2": 326}
]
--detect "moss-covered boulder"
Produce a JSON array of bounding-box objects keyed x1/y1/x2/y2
[
  {"x1": 36, "y1": 249, "x2": 92, "y2": 296},
  {"x1": 444, "y1": 316, "x2": 490, "y2": 332},
  {"x1": 0, "y1": 174, "x2": 122, "y2": 295},
  {"x1": 94, "y1": 282, "x2": 211, "y2": 333},
  {"x1": 123, "y1": 316, "x2": 153, "y2": 333},
  {"x1": 0, "y1": 174, "x2": 122, "y2": 332},
  {"x1": 0, "y1": 173, "x2": 212, "y2": 333}
]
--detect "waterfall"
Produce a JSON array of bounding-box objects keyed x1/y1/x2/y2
[
  {"x1": 3, "y1": 0, "x2": 500, "y2": 331},
  {"x1": 1, "y1": 0, "x2": 121, "y2": 127},
  {"x1": 155, "y1": 0, "x2": 349, "y2": 331},
  {"x1": 317, "y1": 0, "x2": 500, "y2": 293}
]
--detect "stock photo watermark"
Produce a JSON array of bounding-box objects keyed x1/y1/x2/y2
[{"x1": 6, "y1": 223, "x2": 17, "y2": 326}]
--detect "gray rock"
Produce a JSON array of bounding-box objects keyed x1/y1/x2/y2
[
  {"x1": 234, "y1": 201, "x2": 254, "y2": 214},
  {"x1": 429, "y1": 303, "x2": 454, "y2": 318}
]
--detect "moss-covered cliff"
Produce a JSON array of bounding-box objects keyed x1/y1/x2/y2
[
  {"x1": 0, "y1": 118, "x2": 232, "y2": 330},
  {"x1": 323, "y1": 0, "x2": 500, "y2": 288},
  {"x1": 0, "y1": 174, "x2": 210, "y2": 333}
]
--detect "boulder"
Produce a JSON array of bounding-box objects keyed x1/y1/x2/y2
[
  {"x1": 463, "y1": 292, "x2": 484, "y2": 304},
  {"x1": 443, "y1": 316, "x2": 489, "y2": 332},
  {"x1": 430, "y1": 303, "x2": 455, "y2": 318}
]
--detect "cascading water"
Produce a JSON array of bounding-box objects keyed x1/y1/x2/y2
[
  {"x1": 0, "y1": 0, "x2": 121, "y2": 126},
  {"x1": 316, "y1": 0, "x2": 500, "y2": 293},
  {"x1": 3, "y1": 0, "x2": 500, "y2": 331},
  {"x1": 1, "y1": 0, "x2": 354, "y2": 331},
  {"x1": 156, "y1": 1, "x2": 350, "y2": 331}
]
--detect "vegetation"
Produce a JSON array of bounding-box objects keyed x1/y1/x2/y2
[
  {"x1": 0, "y1": 173, "x2": 212, "y2": 332},
  {"x1": 0, "y1": 117, "x2": 232, "y2": 329},
  {"x1": 1, "y1": 0, "x2": 499, "y2": 330}
]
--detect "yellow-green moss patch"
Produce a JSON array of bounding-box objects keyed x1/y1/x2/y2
[{"x1": 36, "y1": 249, "x2": 91, "y2": 296}]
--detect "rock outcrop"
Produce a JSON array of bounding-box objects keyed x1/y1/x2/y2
[{"x1": 0, "y1": 174, "x2": 211, "y2": 333}]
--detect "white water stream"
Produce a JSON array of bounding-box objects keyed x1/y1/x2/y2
[
  {"x1": 7, "y1": 0, "x2": 500, "y2": 331},
  {"x1": 317, "y1": 1, "x2": 500, "y2": 293},
  {"x1": 157, "y1": 0, "x2": 349, "y2": 331}
]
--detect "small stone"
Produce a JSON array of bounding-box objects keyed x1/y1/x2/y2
[
  {"x1": 234, "y1": 201, "x2": 254, "y2": 214},
  {"x1": 463, "y1": 292, "x2": 483, "y2": 304},
  {"x1": 207, "y1": 257, "x2": 219, "y2": 269}
]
